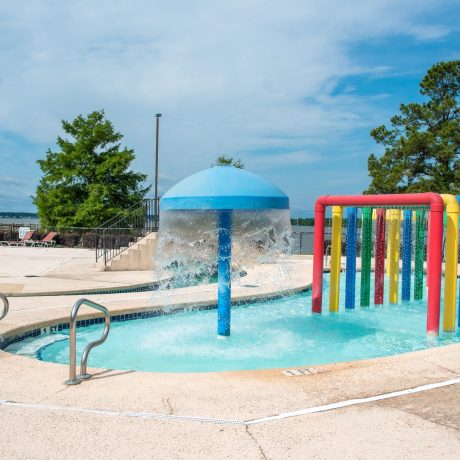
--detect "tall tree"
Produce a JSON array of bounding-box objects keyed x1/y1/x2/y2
[
  {"x1": 34, "y1": 110, "x2": 150, "y2": 227},
  {"x1": 214, "y1": 155, "x2": 244, "y2": 168},
  {"x1": 366, "y1": 61, "x2": 459, "y2": 194}
]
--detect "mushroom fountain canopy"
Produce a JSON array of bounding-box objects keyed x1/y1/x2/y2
[{"x1": 160, "y1": 166, "x2": 289, "y2": 211}]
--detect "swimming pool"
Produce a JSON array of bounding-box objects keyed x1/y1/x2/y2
[{"x1": 6, "y1": 273, "x2": 459, "y2": 373}]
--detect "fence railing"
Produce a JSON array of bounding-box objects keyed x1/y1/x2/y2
[
  {"x1": 95, "y1": 198, "x2": 159, "y2": 265},
  {"x1": 292, "y1": 231, "x2": 333, "y2": 255},
  {"x1": 291, "y1": 230, "x2": 361, "y2": 255},
  {"x1": 0, "y1": 222, "x2": 40, "y2": 235}
]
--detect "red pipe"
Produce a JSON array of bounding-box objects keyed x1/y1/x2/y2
[
  {"x1": 312, "y1": 198, "x2": 326, "y2": 313},
  {"x1": 426, "y1": 209, "x2": 443, "y2": 334},
  {"x1": 426, "y1": 212, "x2": 431, "y2": 287},
  {"x1": 312, "y1": 193, "x2": 444, "y2": 334},
  {"x1": 374, "y1": 208, "x2": 385, "y2": 305}
]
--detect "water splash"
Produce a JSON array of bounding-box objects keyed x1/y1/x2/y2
[{"x1": 154, "y1": 209, "x2": 293, "y2": 293}]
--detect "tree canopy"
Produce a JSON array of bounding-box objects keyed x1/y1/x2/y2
[
  {"x1": 214, "y1": 155, "x2": 244, "y2": 168},
  {"x1": 34, "y1": 110, "x2": 150, "y2": 227},
  {"x1": 366, "y1": 60, "x2": 460, "y2": 194}
]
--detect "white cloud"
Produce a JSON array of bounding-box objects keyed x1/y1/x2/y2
[
  {"x1": 247, "y1": 151, "x2": 319, "y2": 170},
  {"x1": 0, "y1": 0, "x2": 456, "y2": 211}
]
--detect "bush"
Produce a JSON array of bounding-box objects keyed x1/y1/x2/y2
[
  {"x1": 81, "y1": 232, "x2": 97, "y2": 249},
  {"x1": 58, "y1": 232, "x2": 80, "y2": 247},
  {"x1": 0, "y1": 229, "x2": 19, "y2": 241}
]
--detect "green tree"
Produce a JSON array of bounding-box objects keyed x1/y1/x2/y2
[
  {"x1": 366, "y1": 61, "x2": 460, "y2": 194},
  {"x1": 34, "y1": 110, "x2": 150, "y2": 227},
  {"x1": 214, "y1": 155, "x2": 244, "y2": 168}
]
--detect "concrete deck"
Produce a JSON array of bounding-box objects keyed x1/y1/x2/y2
[
  {"x1": 0, "y1": 247, "x2": 159, "y2": 295},
  {"x1": 0, "y1": 249, "x2": 459, "y2": 459}
]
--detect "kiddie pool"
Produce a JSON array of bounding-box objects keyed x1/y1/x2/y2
[{"x1": 7, "y1": 273, "x2": 459, "y2": 373}]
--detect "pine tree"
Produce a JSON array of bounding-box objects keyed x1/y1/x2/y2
[
  {"x1": 34, "y1": 110, "x2": 150, "y2": 227},
  {"x1": 366, "y1": 61, "x2": 459, "y2": 194}
]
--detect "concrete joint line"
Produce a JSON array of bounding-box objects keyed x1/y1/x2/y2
[
  {"x1": 38, "y1": 256, "x2": 80, "y2": 276},
  {"x1": 0, "y1": 378, "x2": 459, "y2": 426}
]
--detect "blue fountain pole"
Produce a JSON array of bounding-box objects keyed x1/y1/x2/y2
[
  {"x1": 217, "y1": 210, "x2": 232, "y2": 336},
  {"x1": 401, "y1": 210, "x2": 412, "y2": 301},
  {"x1": 345, "y1": 207, "x2": 357, "y2": 309}
]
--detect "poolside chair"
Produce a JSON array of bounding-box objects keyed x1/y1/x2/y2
[
  {"x1": 31, "y1": 232, "x2": 57, "y2": 247},
  {"x1": 0, "y1": 231, "x2": 34, "y2": 247}
]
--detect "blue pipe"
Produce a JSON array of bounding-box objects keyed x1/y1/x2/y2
[
  {"x1": 345, "y1": 207, "x2": 357, "y2": 309},
  {"x1": 217, "y1": 210, "x2": 232, "y2": 336},
  {"x1": 402, "y1": 210, "x2": 412, "y2": 301}
]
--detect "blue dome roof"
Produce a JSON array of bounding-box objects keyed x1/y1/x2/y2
[{"x1": 160, "y1": 166, "x2": 289, "y2": 210}]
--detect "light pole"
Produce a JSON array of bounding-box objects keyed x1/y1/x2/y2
[{"x1": 154, "y1": 113, "x2": 162, "y2": 228}]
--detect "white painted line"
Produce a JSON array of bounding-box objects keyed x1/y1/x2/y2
[
  {"x1": 245, "y1": 377, "x2": 460, "y2": 425},
  {"x1": 0, "y1": 378, "x2": 458, "y2": 426}
]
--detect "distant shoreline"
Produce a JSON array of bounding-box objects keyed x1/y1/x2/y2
[
  {"x1": 0, "y1": 216, "x2": 40, "y2": 226},
  {"x1": 0, "y1": 212, "x2": 38, "y2": 219}
]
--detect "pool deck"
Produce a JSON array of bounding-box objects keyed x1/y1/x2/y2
[
  {"x1": 0, "y1": 248, "x2": 459, "y2": 459},
  {"x1": 0, "y1": 247, "x2": 158, "y2": 295}
]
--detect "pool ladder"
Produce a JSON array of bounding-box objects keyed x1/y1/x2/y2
[
  {"x1": 324, "y1": 245, "x2": 332, "y2": 268},
  {"x1": 0, "y1": 292, "x2": 8, "y2": 321},
  {"x1": 65, "y1": 298, "x2": 111, "y2": 385}
]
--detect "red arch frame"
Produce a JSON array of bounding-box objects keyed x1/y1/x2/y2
[{"x1": 312, "y1": 193, "x2": 444, "y2": 335}]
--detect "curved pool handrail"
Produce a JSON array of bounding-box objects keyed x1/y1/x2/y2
[
  {"x1": 324, "y1": 244, "x2": 332, "y2": 268},
  {"x1": 65, "y1": 298, "x2": 111, "y2": 385},
  {"x1": 0, "y1": 293, "x2": 9, "y2": 321}
]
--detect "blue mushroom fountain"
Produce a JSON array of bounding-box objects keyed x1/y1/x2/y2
[{"x1": 159, "y1": 166, "x2": 290, "y2": 337}]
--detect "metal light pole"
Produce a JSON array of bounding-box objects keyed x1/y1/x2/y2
[{"x1": 154, "y1": 113, "x2": 162, "y2": 228}]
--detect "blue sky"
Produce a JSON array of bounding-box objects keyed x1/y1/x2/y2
[{"x1": 0, "y1": 1, "x2": 459, "y2": 216}]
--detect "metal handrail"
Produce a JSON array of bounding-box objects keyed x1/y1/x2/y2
[
  {"x1": 0, "y1": 293, "x2": 8, "y2": 320},
  {"x1": 95, "y1": 197, "x2": 160, "y2": 264},
  {"x1": 324, "y1": 245, "x2": 332, "y2": 267},
  {"x1": 65, "y1": 298, "x2": 110, "y2": 385},
  {"x1": 95, "y1": 199, "x2": 146, "y2": 231}
]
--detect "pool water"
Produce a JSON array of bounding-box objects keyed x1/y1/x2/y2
[{"x1": 8, "y1": 273, "x2": 460, "y2": 372}]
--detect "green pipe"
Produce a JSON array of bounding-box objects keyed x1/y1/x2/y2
[
  {"x1": 414, "y1": 210, "x2": 426, "y2": 300},
  {"x1": 360, "y1": 208, "x2": 372, "y2": 307}
]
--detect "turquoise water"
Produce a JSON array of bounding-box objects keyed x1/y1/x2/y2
[{"x1": 13, "y1": 273, "x2": 460, "y2": 372}]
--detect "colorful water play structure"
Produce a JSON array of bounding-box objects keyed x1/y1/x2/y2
[{"x1": 312, "y1": 193, "x2": 460, "y2": 336}]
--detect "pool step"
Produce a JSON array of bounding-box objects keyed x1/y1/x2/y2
[{"x1": 96, "y1": 232, "x2": 158, "y2": 271}]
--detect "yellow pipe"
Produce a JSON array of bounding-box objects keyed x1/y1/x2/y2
[
  {"x1": 441, "y1": 194, "x2": 459, "y2": 332},
  {"x1": 389, "y1": 210, "x2": 401, "y2": 304},
  {"x1": 329, "y1": 206, "x2": 343, "y2": 312}
]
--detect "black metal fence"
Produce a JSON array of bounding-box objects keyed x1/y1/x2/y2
[
  {"x1": 291, "y1": 229, "x2": 359, "y2": 255},
  {"x1": 95, "y1": 198, "x2": 159, "y2": 265}
]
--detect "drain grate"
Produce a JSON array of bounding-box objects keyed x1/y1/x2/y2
[
  {"x1": 0, "y1": 400, "x2": 245, "y2": 425},
  {"x1": 282, "y1": 367, "x2": 327, "y2": 377}
]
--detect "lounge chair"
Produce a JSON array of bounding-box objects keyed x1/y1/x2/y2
[
  {"x1": 30, "y1": 232, "x2": 58, "y2": 247},
  {"x1": 0, "y1": 231, "x2": 34, "y2": 247}
]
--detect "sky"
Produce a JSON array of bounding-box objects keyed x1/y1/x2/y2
[{"x1": 0, "y1": 1, "x2": 459, "y2": 216}]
